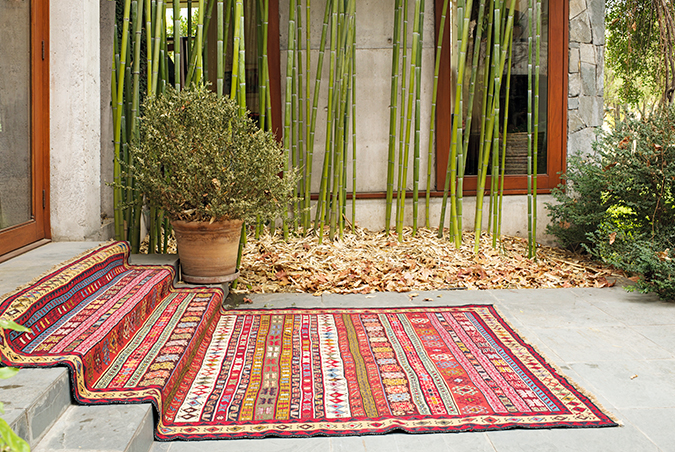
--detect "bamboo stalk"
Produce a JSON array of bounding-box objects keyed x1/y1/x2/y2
[
  {"x1": 173, "y1": 0, "x2": 181, "y2": 89},
  {"x1": 151, "y1": 0, "x2": 164, "y2": 95},
  {"x1": 412, "y1": 0, "x2": 424, "y2": 235},
  {"x1": 113, "y1": 0, "x2": 132, "y2": 241},
  {"x1": 439, "y1": 0, "x2": 474, "y2": 247},
  {"x1": 283, "y1": 0, "x2": 298, "y2": 240},
  {"x1": 394, "y1": 0, "x2": 410, "y2": 239},
  {"x1": 230, "y1": 0, "x2": 243, "y2": 97},
  {"x1": 295, "y1": 0, "x2": 304, "y2": 232},
  {"x1": 426, "y1": 0, "x2": 449, "y2": 230},
  {"x1": 294, "y1": 0, "x2": 310, "y2": 230},
  {"x1": 385, "y1": 0, "x2": 403, "y2": 232},
  {"x1": 304, "y1": 0, "x2": 312, "y2": 230},
  {"x1": 395, "y1": 0, "x2": 423, "y2": 237},
  {"x1": 474, "y1": 0, "x2": 516, "y2": 253},
  {"x1": 459, "y1": 0, "x2": 488, "y2": 233},
  {"x1": 316, "y1": 0, "x2": 338, "y2": 242},
  {"x1": 497, "y1": 36, "x2": 513, "y2": 241},
  {"x1": 146, "y1": 0, "x2": 153, "y2": 93},
  {"x1": 310, "y1": 0, "x2": 332, "y2": 233},
  {"x1": 194, "y1": 0, "x2": 206, "y2": 83},
  {"x1": 351, "y1": 13, "x2": 357, "y2": 227},
  {"x1": 531, "y1": 0, "x2": 542, "y2": 259},
  {"x1": 217, "y1": 0, "x2": 224, "y2": 96},
  {"x1": 188, "y1": 0, "x2": 193, "y2": 61}
]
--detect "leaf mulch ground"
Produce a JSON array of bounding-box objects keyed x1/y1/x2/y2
[{"x1": 229, "y1": 227, "x2": 624, "y2": 295}]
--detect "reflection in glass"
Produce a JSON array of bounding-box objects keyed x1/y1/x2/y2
[
  {"x1": 462, "y1": 0, "x2": 548, "y2": 176},
  {"x1": 0, "y1": 0, "x2": 32, "y2": 230}
]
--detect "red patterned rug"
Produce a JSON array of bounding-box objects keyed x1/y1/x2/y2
[{"x1": 0, "y1": 242, "x2": 617, "y2": 440}]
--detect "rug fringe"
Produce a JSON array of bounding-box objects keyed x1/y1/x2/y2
[
  {"x1": 491, "y1": 305, "x2": 623, "y2": 427},
  {"x1": 0, "y1": 241, "x2": 112, "y2": 307}
]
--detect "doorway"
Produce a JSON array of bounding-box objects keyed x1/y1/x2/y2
[{"x1": 0, "y1": 0, "x2": 50, "y2": 257}]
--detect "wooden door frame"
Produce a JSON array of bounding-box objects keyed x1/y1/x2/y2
[
  {"x1": 435, "y1": 0, "x2": 568, "y2": 196},
  {"x1": 0, "y1": 0, "x2": 50, "y2": 258}
]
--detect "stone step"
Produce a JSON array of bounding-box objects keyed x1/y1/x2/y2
[
  {"x1": 2, "y1": 367, "x2": 155, "y2": 452},
  {"x1": 34, "y1": 403, "x2": 154, "y2": 452},
  {"x1": 2, "y1": 367, "x2": 71, "y2": 449}
]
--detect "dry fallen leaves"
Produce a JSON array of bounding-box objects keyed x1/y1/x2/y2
[{"x1": 231, "y1": 227, "x2": 622, "y2": 295}]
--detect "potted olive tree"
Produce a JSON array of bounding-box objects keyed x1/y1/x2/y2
[{"x1": 130, "y1": 84, "x2": 297, "y2": 283}]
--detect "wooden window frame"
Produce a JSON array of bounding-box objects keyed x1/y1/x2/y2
[
  {"x1": 435, "y1": 0, "x2": 568, "y2": 196},
  {"x1": 0, "y1": 1, "x2": 51, "y2": 258}
]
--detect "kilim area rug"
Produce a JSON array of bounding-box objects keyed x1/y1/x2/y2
[{"x1": 0, "y1": 242, "x2": 617, "y2": 440}]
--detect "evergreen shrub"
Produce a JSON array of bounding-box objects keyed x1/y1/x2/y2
[{"x1": 547, "y1": 106, "x2": 675, "y2": 299}]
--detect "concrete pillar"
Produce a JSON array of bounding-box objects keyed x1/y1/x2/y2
[{"x1": 50, "y1": 1, "x2": 107, "y2": 240}]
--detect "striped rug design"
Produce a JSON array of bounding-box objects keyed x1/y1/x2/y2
[{"x1": 0, "y1": 242, "x2": 617, "y2": 440}]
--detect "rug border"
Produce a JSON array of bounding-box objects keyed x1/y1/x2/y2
[
  {"x1": 491, "y1": 304, "x2": 622, "y2": 426},
  {"x1": 1, "y1": 247, "x2": 620, "y2": 440},
  {"x1": 0, "y1": 241, "x2": 112, "y2": 306}
]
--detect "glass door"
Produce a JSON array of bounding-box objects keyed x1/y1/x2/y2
[{"x1": 0, "y1": 0, "x2": 50, "y2": 257}]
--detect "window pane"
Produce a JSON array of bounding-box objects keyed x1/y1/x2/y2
[
  {"x1": 463, "y1": 0, "x2": 548, "y2": 176},
  {"x1": 0, "y1": 0, "x2": 32, "y2": 230}
]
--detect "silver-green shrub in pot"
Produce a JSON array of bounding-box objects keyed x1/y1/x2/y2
[{"x1": 130, "y1": 84, "x2": 297, "y2": 283}]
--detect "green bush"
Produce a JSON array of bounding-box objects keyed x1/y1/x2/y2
[
  {"x1": 129, "y1": 85, "x2": 299, "y2": 224},
  {"x1": 547, "y1": 106, "x2": 675, "y2": 299}
]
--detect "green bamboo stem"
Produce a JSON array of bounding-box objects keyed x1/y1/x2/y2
[
  {"x1": 258, "y1": 0, "x2": 270, "y2": 131},
  {"x1": 194, "y1": 0, "x2": 206, "y2": 83},
  {"x1": 474, "y1": 0, "x2": 516, "y2": 253},
  {"x1": 295, "y1": 0, "x2": 304, "y2": 232},
  {"x1": 351, "y1": 17, "x2": 357, "y2": 228},
  {"x1": 474, "y1": 0, "x2": 495, "y2": 200},
  {"x1": 145, "y1": 0, "x2": 153, "y2": 93},
  {"x1": 385, "y1": 0, "x2": 403, "y2": 232},
  {"x1": 459, "y1": 0, "x2": 488, "y2": 233},
  {"x1": 113, "y1": 0, "x2": 132, "y2": 241},
  {"x1": 310, "y1": 0, "x2": 331, "y2": 233},
  {"x1": 304, "y1": 0, "x2": 312, "y2": 230},
  {"x1": 112, "y1": 23, "x2": 119, "y2": 135},
  {"x1": 316, "y1": 0, "x2": 338, "y2": 242},
  {"x1": 439, "y1": 0, "x2": 474, "y2": 247},
  {"x1": 224, "y1": 0, "x2": 233, "y2": 83},
  {"x1": 426, "y1": 0, "x2": 448, "y2": 230},
  {"x1": 173, "y1": 0, "x2": 181, "y2": 89},
  {"x1": 394, "y1": 0, "x2": 410, "y2": 239},
  {"x1": 412, "y1": 0, "x2": 425, "y2": 235},
  {"x1": 497, "y1": 36, "x2": 513, "y2": 242},
  {"x1": 330, "y1": 0, "x2": 349, "y2": 240},
  {"x1": 331, "y1": 0, "x2": 355, "y2": 240},
  {"x1": 396, "y1": 0, "x2": 424, "y2": 241},
  {"x1": 283, "y1": 0, "x2": 298, "y2": 240},
  {"x1": 216, "y1": 0, "x2": 224, "y2": 96},
  {"x1": 187, "y1": 0, "x2": 193, "y2": 61},
  {"x1": 292, "y1": 29, "x2": 300, "y2": 233},
  {"x1": 488, "y1": 5, "x2": 503, "y2": 240},
  {"x1": 531, "y1": 0, "x2": 542, "y2": 259},
  {"x1": 201, "y1": 0, "x2": 216, "y2": 81},
  {"x1": 229, "y1": 0, "x2": 243, "y2": 97}
]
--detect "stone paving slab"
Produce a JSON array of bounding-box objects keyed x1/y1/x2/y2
[
  {"x1": 1, "y1": 367, "x2": 71, "y2": 448},
  {"x1": 0, "y1": 242, "x2": 99, "y2": 297},
  {"x1": 34, "y1": 404, "x2": 154, "y2": 452}
]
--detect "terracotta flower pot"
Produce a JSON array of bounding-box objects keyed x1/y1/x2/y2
[{"x1": 171, "y1": 219, "x2": 243, "y2": 284}]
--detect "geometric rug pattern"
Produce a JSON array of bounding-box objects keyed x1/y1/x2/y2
[{"x1": 0, "y1": 242, "x2": 617, "y2": 440}]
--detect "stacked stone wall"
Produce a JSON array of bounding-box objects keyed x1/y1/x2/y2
[{"x1": 568, "y1": 0, "x2": 605, "y2": 156}]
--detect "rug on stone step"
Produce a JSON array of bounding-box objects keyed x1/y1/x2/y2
[{"x1": 0, "y1": 242, "x2": 617, "y2": 440}]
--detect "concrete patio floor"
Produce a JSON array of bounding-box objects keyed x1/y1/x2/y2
[{"x1": 1, "y1": 242, "x2": 674, "y2": 452}]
